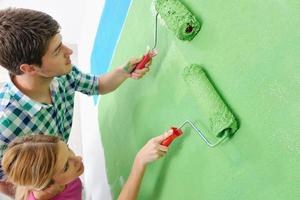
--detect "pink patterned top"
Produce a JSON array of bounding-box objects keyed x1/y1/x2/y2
[{"x1": 28, "y1": 178, "x2": 82, "y2": 200}]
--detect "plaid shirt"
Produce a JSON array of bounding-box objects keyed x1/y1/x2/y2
[{"x1": 0, "y1": 66, "x2": 99, "y2": 180}]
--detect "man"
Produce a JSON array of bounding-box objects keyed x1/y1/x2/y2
[{"x1": 0, "y1": 8, "x2": 151, "y2": 198}]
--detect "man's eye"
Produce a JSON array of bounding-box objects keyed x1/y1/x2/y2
[{"x1": 54, "y1": 48, "x2": 61, "y2": 55}]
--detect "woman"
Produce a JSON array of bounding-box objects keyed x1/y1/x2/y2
[{"x1": 2, "y1": 130, "x2": 172, "y2": 200}]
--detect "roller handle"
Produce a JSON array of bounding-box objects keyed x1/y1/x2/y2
[
  {"x1": 135, "y1": 53, "x2": 151, "y2": 70},
  {"x1": 130, "y1": 50, "x2": 157, "y2": 73},
  {"x1": 161, "y1": 127, "x2": 183, "y2": 147}
]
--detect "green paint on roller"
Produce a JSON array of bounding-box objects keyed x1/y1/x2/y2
[
  {"x1": 155, "y1": 0, "x2": 201, "y2": 41},
  {"x1": 183, "y1": 64, "x2": 238, "y2": 137}
]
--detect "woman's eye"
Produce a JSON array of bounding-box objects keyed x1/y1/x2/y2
[{"x1": 64, "y1": 161, "x2": 69, "y2": 172}]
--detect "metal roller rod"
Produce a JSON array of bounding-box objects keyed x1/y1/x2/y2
[
  {"x1": 178, "y1": 120, "x2": 229, "y2": 147},
  {"x1": 152, "y1": 13, "x2": 159, "y2": 50}
]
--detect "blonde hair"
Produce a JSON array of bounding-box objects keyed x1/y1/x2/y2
[{"x1": 1, "y1": 135, "x2": 60, "y2": 199}]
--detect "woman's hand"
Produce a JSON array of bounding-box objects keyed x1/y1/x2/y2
[{"x1": 135, "y1": 129, "x2": 173, "y2": 166}]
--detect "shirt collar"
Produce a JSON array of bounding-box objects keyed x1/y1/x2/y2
[{"x1": 8, "y1": 82, "x2": 51, "y2": 117}]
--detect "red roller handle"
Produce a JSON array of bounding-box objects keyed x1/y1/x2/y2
[
  {"x1": 131, "y1": 50, "x2": 157, "y2": 73},
  {"x1": 135, "y1": 53, "x2": 152, "y2": 70},
  {"x1": 161, "y1": 127, "x2": 183, "y2": 147}
]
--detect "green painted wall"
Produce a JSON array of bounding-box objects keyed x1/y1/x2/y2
[{"x1": 98, "y1": 0, "x2": 300, "y2": 199}]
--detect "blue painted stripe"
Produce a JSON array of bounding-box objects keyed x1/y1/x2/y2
[{"x1": 91, "y1": 0, "x2": 132, "y2": 76}]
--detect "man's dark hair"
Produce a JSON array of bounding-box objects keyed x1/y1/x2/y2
[{"x1": 0, "y1": 8, "x2": 60, "y2": 75}]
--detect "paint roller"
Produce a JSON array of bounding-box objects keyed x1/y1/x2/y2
[
  {"x1": 132, "y1": 0, "x2": 201, "y2": 71},
  {"x1": 161, "y1": 64, "x2": 239, "y2": 147},
  {"x1": 155, "y1": 0, "x2": 201, "y2": 41}
]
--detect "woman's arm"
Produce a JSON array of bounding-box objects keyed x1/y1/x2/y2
[
  {"x1": 117, "y1": 130, "x2": 173, "y2": 200},
  {"x1": 117, "y1": 156, "x2": 146, "y2": 200}
]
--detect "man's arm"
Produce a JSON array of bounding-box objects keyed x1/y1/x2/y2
[
  {"x1": 0, "y1": 181, "x2": 15, "y2": 199},
  {"x1": 98, "y1": 58, "x2": 150, "y2": 94},
  {"x1": 117, "y1": 130, "x2": 172, "y2": 200}
]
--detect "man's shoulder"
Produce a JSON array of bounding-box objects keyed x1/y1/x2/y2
[
  {"x1": 0, "y1": 84, "x2": 26, "y2": 124},
  {"x1": 0, "y1": 83, "x2": 14, "y2": 110},
  {"x1": 0, "y1": 101, "x2": 22, "y2": 126}
]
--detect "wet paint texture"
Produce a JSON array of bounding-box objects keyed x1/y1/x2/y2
[
  {"x1": 99, "y1": 0, "x2": 300, "y2": 199},
  {"x1": 183, "y1": 64, "x2": 238, "y2": 137}
]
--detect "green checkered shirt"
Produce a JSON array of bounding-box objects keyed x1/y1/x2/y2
[{"x1": 0, "y1": 66, "x2": 99, "y2": 180}]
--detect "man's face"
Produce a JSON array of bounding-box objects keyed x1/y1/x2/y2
[{"x1": 34, "y1": 33, "x2": 73, "y2": 77}]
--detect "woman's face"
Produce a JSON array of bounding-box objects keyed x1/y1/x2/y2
[{"x1": 52, "y1": 141, "x2": 84, "y2": 185}]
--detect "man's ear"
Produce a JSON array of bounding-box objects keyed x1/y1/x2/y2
[{"x1": 19, "y1": 64, "x2": 39, "y2": 74}]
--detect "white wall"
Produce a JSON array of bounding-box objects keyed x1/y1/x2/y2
[
  {"x1": 0, "y1": 1, "x2": 111, "y2": 199},
  {"x1": 77, "y1": 1, "x2": 112, "y2": 199},
  {"x1": 0, "y1": 0, "x2": 85, "y2": 44}
]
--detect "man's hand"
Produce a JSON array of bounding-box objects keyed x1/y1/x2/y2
[
  {"x1": 123, "y1": 51, "x2": 156, "y2": 80},
  {"x1": 99, "y1": 51, "x2": 155, "y2": 94}
]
